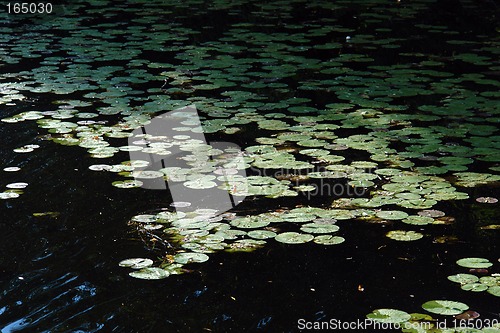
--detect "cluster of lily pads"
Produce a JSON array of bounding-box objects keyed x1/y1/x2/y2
[
  {"x1": 367, "y1": 302, "x2": 500, "y2": 333},
  {"x1": 366, "y1": 257, "x2": 500, "y2": 332},
  {"x1": 448, "y1": 258, "x2": 500, "y2": 297},
  {"x1": 0, "y1": 0, "x2": 498, "y2": 302},
  {"x1": 121, "y1": 206, "x2": 347, "y2": 279},
  {"x1": 0, "y1": 166, "x2": 27, "y2": 200}
]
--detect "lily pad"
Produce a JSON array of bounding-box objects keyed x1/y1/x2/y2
[
  {"x1": 112, "y1": 180, "x2": 143, "y2": 188},
  {"x1": 174, "y1": 252, "x2": 210, "y2": 264},
  {"x1": 456, "y1": 257, "x2": 493, "y2": 269},
  {"x1": 402, "y1": 215, "x2": 434, "y2": 225},
  {"x1": 376, "y1": 210, "x2": 409, "y2": 220},
  {"x1": 447, "y1": 274, "x2": 479, "y2": 284},
  {"x1": 461, "y1": 283, "x2": 488, "y2": 292},
  {"x1": 247, "y1": 230, "x2": 277, "y2": 239},
  {"x1": 129, "y1": 267, "x2": 170, "y2": 280},
  {"x1": 300, "y1": 223, "x2": 340, "y2": 234},
  {"x1": 386, "y1": 230, "x2": 424, "y2": 241},
  {"x1": 421, "y1": 300, "x2": 469, "y2": 316},
  {"x1": 119, "y1": 258, "x2": 154, "y2": 269},
  {"x1": 476, "y1": 197, "x2": 498, "y2": 204},
  {"x1": 313, "y1": 235, "x2": 345, "y2": 245},
  {"x1": 275, "y1": 232, "x2": 314, "y2": 244},
  {"x1": 487, "y1": 286, "x2": 500, "y2": 297},
  {"x1": 366, "y1": 308, "x2": 411, "y2": 324}
]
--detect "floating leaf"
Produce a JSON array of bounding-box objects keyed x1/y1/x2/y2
[
  {"x1": 402, "y1": 215, "x2": 434, "y2": 225},
  {"x1": 275, "y1": 232, "x2": 314, "y2": 244},
  {"x1": 376, "y1": 210, "x2": 409, "y2": 220},
  {"x1": 313, "y1": 235, "x2": 345, "y2": 245},
  {"x1": 129, "y1": 267, "x2": 170, "y2": 280},
  {"x1": 0, "y1": 192, "x2": 20, "y2": 199},
  {"x1": 418, "y1": 210, "x2": 445, "y2": 218},
  {"x1": 230, "y1": 216, "x2": 271, "y2": 229},
  {"x1": 461, "y1": 283, "x2": 488, "y2": 292},
  {"x1": 456, "y1": 257, "x2": 493, "y2": 269},
  {"x1": 476, "y1": 197, "x2": 498, "y2": 204},
  {"x1": 421, "y1": 300, "x2": 469, "y2": 316},
  {"x1": 366, "y1": 309, "x2": 411, "y2": 324},
  {"x1": 119, "y1": 258, "x2": 154, "y2": 269},
  {"x1": 3, "y1": 167, "x2": 21, "y2": 172},
  {"x1": 112, "y1": 180, "x2": 143, "y2": 188},
  {"x1": 487, "y1": 286, "x2": 500, "y2": 297},
  {"x1": 386, "y1": 230, "x2": 423, "y2": 241},
  {"x1": 247, "y1": 230, "x2": 277, "y2": 239},
  {"x1": 447, "y1": 274, "x2": 479, "y2": 284},
  {"x1": 174, "y1": 252, "x2": 209, "y2": 264},
  {"x1": 300, "y1": 223, "x2": 340, "y2": 234}
]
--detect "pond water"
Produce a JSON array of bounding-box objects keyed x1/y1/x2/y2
[{"x1": 0, "y1": 0, "x2": 499, "y2": 332}]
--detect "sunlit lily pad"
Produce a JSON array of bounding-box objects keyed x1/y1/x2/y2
[
  {"x1": 418, "y1": 209, "x2": 445, "y2": 218},
  {"x1": 376, "y1": 210, "x2": 409, "y2": 220},
  {"x1": 0, "y1": 192, "x2": 20, "y2": 199},
  {"x1": 247, "y1": 230, "x2": 277, "y2": 240},
  {"x1": 487, "y1": 286, "x2": 500, "y2": 297},
  {"x1": 225, "y1": 239, "x2": 266, "y2": 252},
  {"x1": 456, "y1": 257, "x2": 493, "y2": 269},
  {"x1": 386, "y1": 230, "x2": 423, "y2": 241},
  {"x1": 6, "y1": 182, "x2": 28, "y2": 189},
  {"x1": 447, "y1": 274, "x2": 479, "y2": 284},
  {"x1": 230, "y1": 216, "x2": 271, "y2": 229},
  {"x1": 3, "y1": 167, "x2": 21, "y2": 172},
  {"x1": 119, "y1": 258, "x2": 154, "y2": 269},
  {"x1": 402, "y1": 215, "x2": 434, "y2": 225},
  {"x1": 476, "y1": 197, "x2": 498, "y2": 204},
  {"x1": 174, "y1": 252, "x2": 209, "y2": 264},
  {"x1": 421, "y1": 300, "x2": 469, "y2": 316},
  {"x1": 366, "y1": 308, "x2": 411, "y2": 324},
  {"x1": 461, "y1": 283, "x2": 488, "y2": 292},
  {"x1": 275, "y1": 232, "x2": 314, "y2": 244},
  {"x1": 313, "y1": 235, "x2": 345, "y2": 245},
  {"x1": 300, "y1": 223, "x2": 340, "y2": 234},
  {"x1": 129, "y1": 267, "x2": 170, "y2": 280},
  {"x1": 112, "y1": 180, "x2": 143, "y2": 188}
]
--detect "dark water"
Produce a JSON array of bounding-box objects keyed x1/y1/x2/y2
[{"x1": 1, "y1": 0, "x2": 499, "y2": 332}]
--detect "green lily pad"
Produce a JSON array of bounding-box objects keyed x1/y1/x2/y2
[
  {"x1": 247, "y1": 230, "x2": 277, "y2": 239},
  {"x1": 225, "y1": 239, "x2": 266, "y2": 252},
  {"x1": 402, "y1": 215, "x2": 434, "y2": 225},
  {"x1": 447, "y1": 274, "x2": 479, "y2": 284},
  {"x1": 174, "y1": 252, "x2": 210, "y2": 264},
  {"x1": 461, "y1": 283, "x2": 488, "y2": 292},
  {"x1": 300, "y1": 223, "x2": 340, "y2": 234},
  {"x1": 0, "y1": 192, "x2": 21, "y2": 199},
  {"x1": 230, "y1": 216, "x2": 271, "y2": 229},
  {"x1": 313, "y1": 235, "x2": 345, "y2": 245},
  {"x1": 366, "y1": 309, "x2": 411, "y2": 324},
  {"x1": 129, "y1": 267, "x2": 170, "y2": 280},
  {"x1": 487, "y1": 286, "x2": 500, "y2": 297},
  {"x1": 456, "y1": 257, "x2": 493, "y2": 269},
  {"x1": 421, "y1": 300, "x2": 469, "y2": 316},
  {"x1": 119, "y1": 258, "x2": 154, "y2": 269},
  {"x1": 275, "y1": 232, "x2": 314, "y2": 244},
  {"x1": 376, "y1": 210, "x2": 409, "y2": 220},
  {"x1": 386, "y1": 230, "x2": 424, "y2": 241}
]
